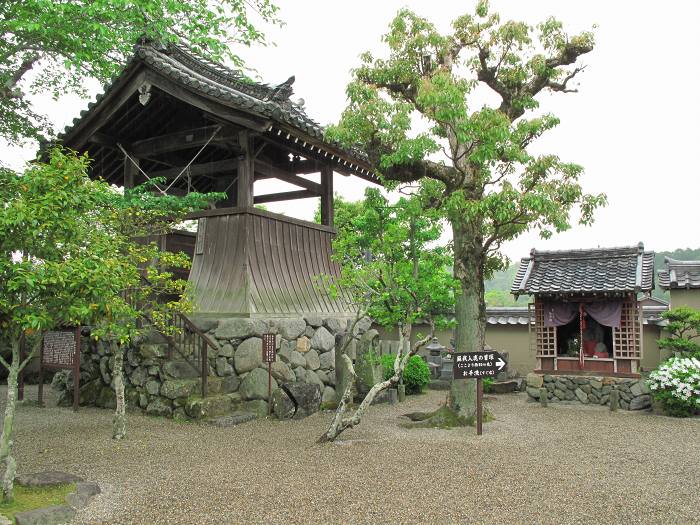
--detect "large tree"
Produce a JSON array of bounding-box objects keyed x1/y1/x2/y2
[
  {"x1": 0, "y1": 0, "x2": 279, "y2": 144},
  {"x1": 328, "y1": 2, "x2": 606, "y2": 417}
]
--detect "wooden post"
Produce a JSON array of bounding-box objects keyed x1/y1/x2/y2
[
  {"x1": 320, "y1": 165, "x2": 334, "y2": 227},
  {"x1": 37, "y1": 340, "x2": 44, "y2": 408},
  {"x1": 476, "y1": 377, "x2": 483, "y2": 436},
  {"x1": 18, "y1": 334, "x2": 25, "y2": 402},
  {"x1": 237, "y1": 131, "x2": 254, "y2": 207},
  {"x1": 73, "y1": 327, "x2": 81, "y2": 412},
  {"x1": 201, "y1": 342, "x2": 208, "y2": 398},
  {"x1": 124, "y1": 154, "x2": 138, "y2": 189},
  {"x1": 268, "y1": 362, "x2": 272, "y2": 415}
]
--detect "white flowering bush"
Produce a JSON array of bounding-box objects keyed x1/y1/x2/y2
[{"x1": 647, "y1": 357, "x2": 700, "y2": 417}]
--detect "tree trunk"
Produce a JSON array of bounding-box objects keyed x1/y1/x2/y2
[
  {"x1": 449, "y1": 217, "x2": 486, "y2": 418},
  {"x1": 111, "y1": 342, "x2": 127, "y2": 440},
  {"x1": 0, "y1": 338, "x2": 20, "y2": 502}
]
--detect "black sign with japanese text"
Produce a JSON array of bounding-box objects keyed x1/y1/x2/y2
[
  {"x1": 453, "y1": 351, "x2": 507, "y2": 379},
  {"x1": 262, "y1": 333, "x2": 276, "y2": 363}
]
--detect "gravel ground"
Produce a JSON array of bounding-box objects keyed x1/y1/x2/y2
[{"x1": 6, "y1": 385, "x2": 700, "y2": 525}]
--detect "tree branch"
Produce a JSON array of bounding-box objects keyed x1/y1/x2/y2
[{"x1": 1, "y1": 53, "x2": 40, "y2": 100}]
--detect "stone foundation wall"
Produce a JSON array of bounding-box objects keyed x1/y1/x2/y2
[
  {"x1": 525, "y1": 373, "x2": 652, "y2": 410},
  {"x1": 53, "y1": 316, "x2": 372, "y2": 419}
]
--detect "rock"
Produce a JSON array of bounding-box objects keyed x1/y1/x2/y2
[
  {"x1": 214, "y1": 318, "x2": 267, "y2": 339},
  {"x1": 319, "y1": 349, "x2": 335, "y2": 370},
  {"x1": 146, "y1": 398, "x2": 173, "y2": 417},
  {"x1": 283, "y1": 383, "x2": 321, "y2": 419},
  {"x1": 305, "y1": 369, "x2": 325, "y2": 390},
  {"x1": 270, "y1": 361, "x2": 295, "y2": 383},
  {"x1": 630, "y1": 381, "x2": 650, "y2": 397},
  {"x1": 620, "y1": 399, "x2": 630, "y2": 410},
  {"x1": 539, "y1": 387, "x2": 549, "y2": 407},
  {"x1": 316, "y1": 369, "x2": 329, "y2": 384},
  {"x1": 78, "y1": 379, "x2": 101, "y2": 405},
  {"x1": 304, "y1": 326, "x2": 315, "y2": 338},
  {"x1": 147, "y1": 366, "x2": 159, "y2": 376},
  {"x1": 185, "y1": 395, "x2": 234, "y2": 419},
  {"x1": 234, "y1": 337, "x2": 263, "y2": 374},
  {"x1": 311, "y1": 327, "x2": 335, "y2": 353},
  {"x1": 629, "y1": 394, "x2": 652, "y2": 410},
  {"x1": 161, "y1": 379, "x2": 198, "y2": 399},
  {"x1": 272, "y1": 387, "x2": 295, "y2": 419},
  {"x1": 545, "y1": 382, "x2": 555, "y2": 392},
  {"x1": 66, "y1": 491, "x2": 91, "y2": 509},
  {"x1": 145, "y1": 380, "x2": 160, "y2": 396},
  {"x1": 526, "y1": 373, "x2": 543, "y2": 388},
  {"x1": 76, "y1": 481, "x2": 101, "y2": 497},
  {"x1": 239, "y1": 368, "x2": 278, "y2": 400},
  {"x1": 287, "y1": 350, "x2": 306, "y2": 368},
  {"x1": 241, "y1": 400, "x2": 269, "y2": 417},
  {"x1": 305, "y1": 349, "x2": 321, "y2": 370},
  {"x1": 189, "y1": 317, "x2": 219, "y2": 333},
  {"x1": 526, "y1": 386, "x2": 541, "y2": 399},
  {"x1": 296, "y1": 336, "x2": 311, "y2": 353},
  {"x1": 15, "y1": 506, "x2": 76, "y2": 525},
  {"x1": 543, "y1": 375, "x2": 554, "y2": 383},
  {"x1": 162, "y1": 361, "x2": 199, "y2": 380},
  {"x1": 489, "y1": 380, "x2": 519, "y2": 394},
  {"x1": 305, "y1": 316, "x2": 323, "y2": 327},
  {"x1": 554, "y1": 389, "x2": 567, "y2": 400},
  {"x1": 99, "y1": 356, "x2": 111, "y2": 384},
  {"x1": 216, "y1": 357, "x2": 234, "y2": 376},
  {"x1": 322, "y1": 386, "x2": 336, "y2": 404},
  {"x1": 139, "y1": 344, "x2": 167, "y2": 359},
  {"x1": 139, "y1": 393, "x2": 149, "y2": 408},
  {"x1": 276, "y1": 318, "x2": 307, "y2": 340},
  {"x1": 96, "y1": 387, "x2": 116, "y2": 409},
  {"x1": 574, "y1": 388, "x2": 589, "y2": 404},
  {"x1": 294, "y1": 367, "x2": 307, "y2": 383},
  {"x1": 581, "y1": 384, "x2": 592, "y2": 394},
  {"x1": 353, "y1": 316, "x2": 373, "y2": 335},
  {"x1": 17, "y1": 471, "x2": 84, "y2": 487},
  {"x1": 221, "y1": 375, "x2": 241, "y2": 393},
  {"x1": 324, "y1": 317, "x2": 345, "y2": 334},
  {"x1": 130, "y1": 367, "x2": 148, "y2": 387},
  {"x1": 218, "y1": 343, "x2": 235, "y2": 358},
  {"x1": 590, "y1": 380, "x2": 603, "y2": 390}
]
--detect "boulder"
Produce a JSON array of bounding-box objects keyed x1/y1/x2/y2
[
  {"x1": 78, "y1": 379, "x2": 102, "y2": 405},
  {"x1": 322, "y1": 386, "x2": 336, "y2": 404},
  {"x1": 630, "y1": 380, "x2": 651, "y2": 397},
  {"x1": 304, "y1": 316, "x2": 323, "y2": 327},
  {"x1": 526, "y1": 386, "x2": 541, "y2": 399},
  {"x1": 15, "y1": 506, "x2": 76, "y2": 525},
  {"x1": 145, "y1": 380, "x2": 160, "y2": 396},
  {"x1": 310, "y1": 327, "x2": 335, "y2": 353},
  {"x1": 296, "y1": 336, "x2": 311, "y2": 353},
  {"x1": 185, "y1": 395, "x2": 233, "y2": 419},
  {"x1": 294, "y1": 367, "x2": 307, "y2": 383},
  {"x1": 189, "y1": 317, "x2": 219, "y2": 333},
  {"x1": 161, "y1": 379, "x2": 198, "y2": 399},
  {"x1": 488, "y1": 380, "x2": 519, "y2": 394},
  {"x1": 216, "y1": 357, "x2": 234, "y2": 376},
  {"x1": 215, "y1": 318, "x2": 268, "y2": 340},
  {"x1": 139, "y1": 344, "x2": 167, "y2": 359},
  {"x1": 276, "y1": 318, "x2": 307, "y2": 340},
  {"x1": 16, "y1": 471, "x2": 84, "y2": 488},
  {"x1": 305, "y1": 369, "x2": 325, "y2": 391},
  {"x1": 526, "y1": 373, "x2": 543, "y2": 388},
  {"x1": 629, "y1": 394, "x2": 652, "y2": 410},
  {"x1": 324, "y1": 317, "x2": 345, "y2": 334},
  {"x1": 163, "y1": 360, "x2": 199, "y2": 380},
  {"x1": 574, "y1": 388, "x2": 589, "y2": 404},
  {"x1": 272, "y1": 387, "x2": 296, "y2": 419},
  {"x1": 590, "y1": 380, "x2": 603, "y2": 390},
  {"x1": 270, "y1": 361, "x2": 295, "y2": 383},
  {"x1": 234, "y1": 337, "x2": 263, "y2": 374},
  {"x1": 146, "y1": 397, "x2": 173, "y2": 417},
  {"x1": 283, "y1": 383, "x2": 321, "y2": 419},
  {"x1": 240, "y1": 368, "x2": 278, "y2": 400},
  {"x1": 319, "y1": 349, "x2": 335, "y2": 370},
  {"x1": 352, "y1": 316, "x2": 373, "y2": 335},
  {"x1": 96, "y1": 387, "x2": 116, "y2": 409},
  {"x1": 218, "y1": 343, "x2": 235, "y2": 358},
  {"x1": 130, "y1": 367, "x2": 148, "y2": 387},
  {"x1": 221, "y1": 374, "x2": 241, "y2": 394},
  {"x1": 305, "y1": 349, "x2": 321, "y2": 371},
  {"x1": 241, "y1": 400, "x2": 269, "y2": 417}
]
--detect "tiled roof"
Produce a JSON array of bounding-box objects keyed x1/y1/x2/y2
[
  {"x1": 483, "y1": 306, "x2": 667, "y2": 326},
  {"x1": 54, "y1": 42, "x2": 375, "y2": 178},
  {"x1": 658, "y1": 257, "x2": 700, "y2": 289},
  {"x1": 511, "y1": 243, "x2": 655, "y2": 296}
]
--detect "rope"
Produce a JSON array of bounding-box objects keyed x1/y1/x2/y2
[
  {"x1": 117, "y1": 144, "x2": 167, "y2": 195},
  {"x1": 164, "y1": 125, "x2": 222, "y2": 193}
]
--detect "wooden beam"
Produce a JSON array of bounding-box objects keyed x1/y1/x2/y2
[
  {"x1": 131, "y1": 126, "x2": 238, "y2": 157},
  {"x1": 254, "y1": 159, "x2": 322, "y2": 194},
  {"x1": 254, "y1": 189, "x2": 316, "y2": 204},
  {"x1": 237, "y1": 130, "x2": 254, "y2": 207},
  {"x1": 320, "y1": 165, "x2": 334, "y2": 227},
  {"x1": 124, "y1": 155, "x2": 139, "y2": 189},
  {"x1": 149, "y1": 159, "x2": 235, "y2": 180}
]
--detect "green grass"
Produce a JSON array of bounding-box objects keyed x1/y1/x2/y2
[{"x1": 0, "y1": 483, "x2": 75, "y2": 520}]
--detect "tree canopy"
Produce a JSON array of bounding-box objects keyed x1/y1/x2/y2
[{"x1": 0, "y1": 0, "x2": 280, "y2": 144}]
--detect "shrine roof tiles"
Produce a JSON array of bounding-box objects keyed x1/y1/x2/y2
[
  {"x1": 483, "y1": 305, "x2": 667, "y2": 326},
  {"x1": 511, "y1": 243, "x2": 655, "y2": 297},
  {"x1": 657, "y1": 257, "x2": 700, "y2": 289}
]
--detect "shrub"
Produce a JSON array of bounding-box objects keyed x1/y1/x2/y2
[
  {"x1": 647, "y1": 357, "x2": 700, "y2": 417},
  {"x1": 380, "y1": 353, "x2": 431, "y2": 394},
  {"x1": 483, "y1": 377, "x2": 494, "y2": 393}
]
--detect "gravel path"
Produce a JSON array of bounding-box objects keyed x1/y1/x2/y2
[{"x1": 7, "y1": 386, "x2": 700, "y2": 524}]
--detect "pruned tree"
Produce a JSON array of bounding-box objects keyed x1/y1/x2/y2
[
  {"x1": 0, "y1": 0, "x2": 280, "y2": 144},
  {"x1": 327, "y1": 2, "x2": 607, "y2": 417},
  {"x1": 657, "y1": 307, "x2": 700, "y2": 359},
  {"x1": 319, "y1": 188, "x2": 456, "y2": 442}
]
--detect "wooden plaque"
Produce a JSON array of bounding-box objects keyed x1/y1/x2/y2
[
  {"x1": 262, "y1": 333, "x2": 276, "y2": 363},
  {"x1": 39, "y1": 327, "x2": 81, "y2": 411}
]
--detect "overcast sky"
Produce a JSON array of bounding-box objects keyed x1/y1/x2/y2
[{"x1": 5, "y1": 0, "x2": 699, "y2": 262}]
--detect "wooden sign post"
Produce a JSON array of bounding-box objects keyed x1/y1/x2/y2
[
  {"x1": 453, "y1": 350, "x2": 507, "y2": 436},
  {"x1": 38, "y1": 327, "x2": 81, "y2": 411},
  {"x1": 262, "y1": 333, "x2": 276, "y2": 415}
]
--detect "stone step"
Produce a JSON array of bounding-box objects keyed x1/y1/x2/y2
[
  {"x1": 204, "y1": 412, "x2": 258, "y2": 427},
  {"x1": 185, "y1": 392, "x2": 241, "y2": 419}
]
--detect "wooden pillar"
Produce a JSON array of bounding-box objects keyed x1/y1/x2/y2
[
  {"x1": 124, "y1": 154, "x2": 138, "y2": 189},
  {"x1": 320, "y1": 165, "x2": 334, "y2": 227},
  {"x1": 215, "y1": 173, "x2": 237, "y2": 207},
  {"x1": 236, "y1": 131, "x2": 254, "y2": 207}
]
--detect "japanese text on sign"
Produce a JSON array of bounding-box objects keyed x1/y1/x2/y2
[
  {"x1": 262, "y1": 333, "x2": 276, "y2": 363},
  {"x1": 42, "y1": 330, "x2": 77, "y2": 367}
]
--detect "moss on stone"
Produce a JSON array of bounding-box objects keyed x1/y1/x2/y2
[{"x1": 402, "y1": 404, "x2": 494, "y2": 429}]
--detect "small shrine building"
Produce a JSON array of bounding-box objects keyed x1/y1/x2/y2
[
  {"x1": 512, "y1": 244, "x2": 655, "y2": 377},
  {"x1": 657, "y1": 257, "x2": 700, "y2": 309}
]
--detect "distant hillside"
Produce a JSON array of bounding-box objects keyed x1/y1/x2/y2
[{"x1": 484, "y1": 247, "x2": 700, "y2": 305}]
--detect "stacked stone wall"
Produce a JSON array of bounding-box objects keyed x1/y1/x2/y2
[
  {"x1": 525, "y1": 373, "x2": 652, "y2": 410},
  {"x1": 53, "y1": 316, "x2": 372, "y2": 419}
]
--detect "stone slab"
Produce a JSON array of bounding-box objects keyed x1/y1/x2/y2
[
  {"x1": 205, "y1": 413, "x2": 258, "y2": 427},
  {"x1": 15, "y1": 505, "x2": 76, "y2": 525},
  {"x1": 16, "y1": 471, "x2": 84, "y2": 488}
]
